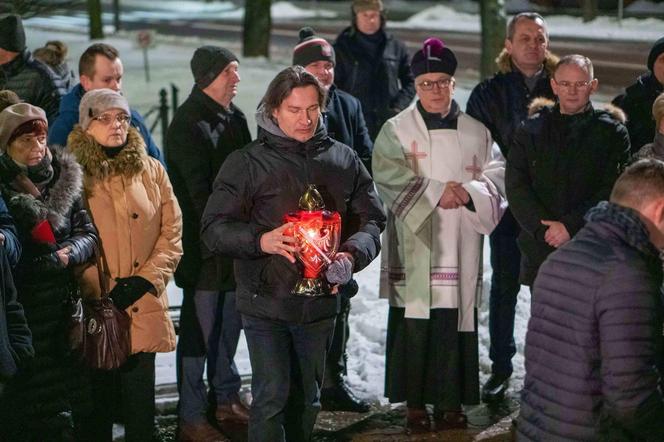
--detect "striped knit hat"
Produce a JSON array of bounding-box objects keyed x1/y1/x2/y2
[{"x1": 292, "y1": 27, "x2": 335, "y2": 68}]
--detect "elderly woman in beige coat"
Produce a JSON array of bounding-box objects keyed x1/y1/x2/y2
[{"x1": 67, "y1": 88, "x2": 182, "y2": 442}]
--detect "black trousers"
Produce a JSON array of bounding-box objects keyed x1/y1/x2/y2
[
  {"x1": 80, "y1": 352, "x2": 156, "y2": 442},
  {"x1": 323, "y1": 296, "x2": 350, "y2": 388}
]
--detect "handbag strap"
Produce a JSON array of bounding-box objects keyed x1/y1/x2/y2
[{"x1": 81, "y1": 187, "x2": 110, "y2": 297}]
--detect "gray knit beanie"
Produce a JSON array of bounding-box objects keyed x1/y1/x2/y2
[
  {"x1": 79, "y1": 88, "x2": 130, "y2": 130},
  {"x1": 0, "y1": 103, "x2": 47, "y2": 152}
]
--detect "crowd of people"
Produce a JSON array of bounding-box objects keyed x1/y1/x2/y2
[{"x1": 1, "y1": 2, "x2": 664, "y2": 441}]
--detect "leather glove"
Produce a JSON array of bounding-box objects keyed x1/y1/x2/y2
[
  {"x1": 109, "y1": 276, "x2": 154, "y2": 310},
  {"x1": 325, "y1": 252, "x2": 354, "y2": 285}
]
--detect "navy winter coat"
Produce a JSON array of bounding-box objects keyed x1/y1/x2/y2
[{"x1": 518, "y1": 201, "x2": 664, "y2": 441}]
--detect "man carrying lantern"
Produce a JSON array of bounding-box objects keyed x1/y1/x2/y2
[
  {"x1": 200, "y1": 65, "x2": 385, "y2": 442},
  {"x1": 372, "y1": 38, "x2": 507, "y2": 432}
]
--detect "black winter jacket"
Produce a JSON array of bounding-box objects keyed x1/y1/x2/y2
[
  {"x1": 0, "y1": 50, "x2": 62, "y2": 123},
  {"x1": 0, "y1": 146, "x2": 97, "y2": 428},
  {"x1": 518, "y1": 202, "x2": 664, "y2": 442},
  {"x1": 324, "y1": 85, "x2": 373, "y2": 174},
  {"x1": 166, "y1": 86, "x2": 252, "y2": 291},
  {"x1": 200, "y1": 112, "x2": 385, "y2": 324},
  {"x1": 334, "y1": 26, "x2": 415, "y2": 140},
  {"x1": 0, "y1": 247, "x2": 31, "y2": 383},
  {"x1": 466, "y1": 49, "x2": 557, "y2": 158},
  {"x1": 506, "y1": 100, "x2": 630, "y2": 286},
  {"x1": 613, "y1": 72, "x2": 663, "y2": 153}
]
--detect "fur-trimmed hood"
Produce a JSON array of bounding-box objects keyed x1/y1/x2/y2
[
  {"x1": 495, "y1": 49, "x2": 559, "y2": 75},
  {"x1": 527, "y1": 97, "x2": 627, "y2": 123},
  {"x1": 1, "y1": 146, "x2": 83, "y2": 233},
  {"x1": 67, "y1": 125, "x2": 147, "y2": 181}
]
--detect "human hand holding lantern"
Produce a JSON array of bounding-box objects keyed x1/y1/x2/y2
[{"x1": 283, "y1": 184, "x2": 342, "y2": 296}]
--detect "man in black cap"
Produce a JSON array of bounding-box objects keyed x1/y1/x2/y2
[
  {"x1": 0, "y1": 14, "x2": 62, "y2": 122},
  {"x1": 166, "y1": 45, "x2": 252, "y2": 441},
  {"x1": 334, "y1": 0, "x2": 415, "y2": 141},
  {"x1": 292, "y1": 26, "x2": 372, "y2": 413},
  {"x1": 373, "y1": 38, "x2": 506, "y2": 432},
  {"x1": 613, "y1": 35, "x2": 664, "y2": 152}
]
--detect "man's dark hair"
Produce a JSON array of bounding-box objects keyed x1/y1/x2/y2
[
  {"x1": 78, "y1": 43, "x2": 120, "y2": 78},
  {"x1": 261, "y1": 65, "x2": 327, "y2": 118},
  {"x1": 611, "y1": 159, "x2": 664, "y2": 209},
  {"x1": 506, "y1": 12, "x2": 548, "y2": 41}
]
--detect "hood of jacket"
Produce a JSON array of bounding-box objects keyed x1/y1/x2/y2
[
  {"x1": 495, "y1": 48, "x2": 559, "y2": 76},
  {"x1": 0, "y1": 145, "x2": 82, "y2": 233},
  {"x1": 68, "y1": 125, "x2": 147, "y2": 181},
  {"x1": 527, "y1": 97, "x2": 627, "y2": 123},
  {"x1": 255, "y1": 105, "x2": 332, "y2": 154}
]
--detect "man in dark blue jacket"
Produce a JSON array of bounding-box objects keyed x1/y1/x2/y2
[
  {"x1": 48, "y1": 43, "x2": 163, "y2": 164},
  {"x1": 292, "y1": 27, "x2": 373, "y2": 413},
  {"x1": 466, "y1": 12, "x2": 556, "y2": 402},
  {"x1": 201, "y1": 66, "x2": 385, "y2": 442},
  {"x1": 518, "y1": 160, "x2": 664, "y2": 441},
  {"x1": 613, "y1": 36, "x2": 664, "y2": 152}
]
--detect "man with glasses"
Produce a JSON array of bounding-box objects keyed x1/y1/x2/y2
[
  {"x1": 506, "y1": 55, "x2": 630, "y2": 299},
  {"x1": 373, "y1": 39, "x2": 506, "y2": 433},
  {"x1": 48, "y1": 43, "x2": 163, "y2": 164},
  {"x1": 466, "y1": 12, "x2": 557, "y2": 402}
]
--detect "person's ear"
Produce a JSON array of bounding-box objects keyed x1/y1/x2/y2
[
  {"x1": 80, "y1": 74, "x2": 92, "y2": 92},
  {"x1": 589, "y1": 78, "x2": 599, "y2": 95}
]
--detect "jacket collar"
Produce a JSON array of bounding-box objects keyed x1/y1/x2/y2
[
  {"x1": 191, "y1": 85, "x2": 240, "y2": 117},
  {"x1": 585, "y1": 201, "x2": 659, "y2": 258},
  {"x1": 68, "y1": 125, "x2": 146, "y2": 180},
  {"x1": 255, "y1": 106, "x2": 331, "y2": 153}
]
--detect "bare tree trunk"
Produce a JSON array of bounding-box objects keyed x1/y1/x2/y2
[
  {"x1": 581, "y1": 0, "x2": 599, "y2": 22},
  {"x1": 480, "y1": 0, "x2": 506, "y2": 80},
  {"x1": 113, "y1": 0, "x2": 120, "y2": 32},
  {"x1": 87, "y1": 0, "x2": 104, "y2": 39},
  {"x1": 243, "y1": 0, "x2": 271, "y2": 58}
]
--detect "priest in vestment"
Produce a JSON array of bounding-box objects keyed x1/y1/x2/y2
[{"x1": 372, "y1": 39, "x2": 507, "y2": 433}]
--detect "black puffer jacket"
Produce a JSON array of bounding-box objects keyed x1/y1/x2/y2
[
  {"x1": 518, "y1": 202, "x2": 664, "y2": 442},
  {"x1": 466, "y1": 49, "x2": 557, "y2": 158},
  {"x1": 0, "y1": 50, "x2": 62, "y2": 123},
  {"x1": 334, "y1": 26, "x2": 415, "y2": 140},
  {"x1": 166, "y1": 86, "x2": 252, "y2": 291},
  {"x1": 324, "y1": 85, "x2": 373, "y2": 174},
  {"x1": 0, "y1": 146, "x2": 97, "y2": 434},
  {"x1": 613, "y1": 72, "x2": 663, "y2": 153},
  {"x1": 506, "y1": 99, "x2": 630, "y2": 285},
  {"x1": 200, "y1": 111, "x2": 385, "y2": 324}
]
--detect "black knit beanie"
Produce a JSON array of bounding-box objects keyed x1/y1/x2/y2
[
  {"x1": 648, "y1": 36, "x2": 664, "y2": 72},
  {"x1": 292, "y1": 27, "x2": 335, "y2": 67},
  {"x1": 190, "y1": 45, "x2": 238, "y2": 89},
  {"x1": 0, "y1": 15, "x2": 26, "y2": 52}
]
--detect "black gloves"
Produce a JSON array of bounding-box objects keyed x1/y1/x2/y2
[
  {"x1": 109, "y1": 276, "x2": 154, "y2": 310},
  {"x1": 325, "y1": 253, "x2": 354, "y2": 285}
]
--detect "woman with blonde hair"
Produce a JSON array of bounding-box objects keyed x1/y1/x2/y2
[{"x1": 635, "y1": 92, "x2": 664, "y2": 161}]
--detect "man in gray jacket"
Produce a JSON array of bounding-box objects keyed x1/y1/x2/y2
[{"x1": 518, "y1": 160, "x2": 664, "y2": 441}]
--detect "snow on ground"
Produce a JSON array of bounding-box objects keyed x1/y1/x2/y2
[
  {"x1": 393, "y1": 3, "x2": 664, "y2": 42},
  {"x1": 23, "y1": 5, "x2": 628, "y2": 404}
]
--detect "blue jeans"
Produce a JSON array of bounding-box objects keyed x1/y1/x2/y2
[
  {"x1": 488, "y1": 211, "x2": 521, "y2": 377},
  {"x1": 176, "y1": 289, "x2": 242, "y2": 423},
  {"x1": 242, "y1": 314, "x2": 335, "y2": 442}
]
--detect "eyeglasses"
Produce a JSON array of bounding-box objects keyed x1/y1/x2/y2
[
  {"x1": 554, "y1": 79, "x2": 592, "y2": 90},
  {"x1": 93, "y1": 113, "x2": 131, "y2": 126},
  {"x1": 417, "y1": 78, "x2": 454, "y2": 91}
]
